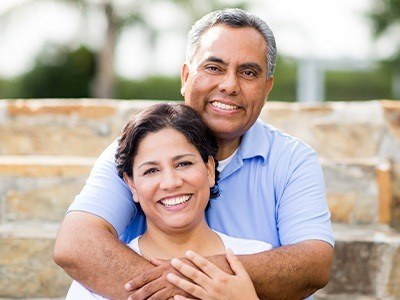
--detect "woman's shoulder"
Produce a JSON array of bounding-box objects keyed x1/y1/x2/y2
[{"x1": 214, "y1": 231, "x2": 273, "y2": 255}]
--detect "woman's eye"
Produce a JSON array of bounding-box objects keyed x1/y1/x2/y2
[
  {"x1": 143, "y1": 168, "x2": 158, "y2": 175},
  {"x1": 177, "y1": 161, "x2": 192, "y2": 168}
]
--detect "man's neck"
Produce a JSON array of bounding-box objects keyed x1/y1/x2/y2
[
  {"x1": 216, "y1": 137, "x2": 241, "y2": 160},
  {"x1": 139, "y1": 220, "x2": 224, "y2": 260}
]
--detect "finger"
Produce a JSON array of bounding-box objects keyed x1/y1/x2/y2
[
  {"x1": 125, "y1": 268, "x2": 162, "y2": 291},
  {"x1": 226, "y1": 248, "x2": 247, "y2": 276},
  {"x1": 147, "y1": 287, "x2": 171, "y2": 300},
  {"x1": 167, "y1": 273, "x2": 206, "y2": 299},
  {"x1": 127, "y1": 276, "x2": 164, "y2": 300},
  {"x1": 174, "y1": 295, "x2": 197, "y2": 300},
  {"x1": 185, "y1": 250, "x2": 224, "y2": 278},
  {"x1": 170, "y1": 258, "x2": 212, "y2": 286},
  {"x1": 150, "y1": 257, "x2": 163, "y2": 267}
]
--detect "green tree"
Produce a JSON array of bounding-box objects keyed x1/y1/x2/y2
[
  {"x1": 2, "y1": 0, "x2": 249, "y2": 99},
  {"x1": 15, "y1": 45, "x2": 96, "y2": 98},
  {"x1": 369, "y1": 0, "x2": 400, "y2": 98}
]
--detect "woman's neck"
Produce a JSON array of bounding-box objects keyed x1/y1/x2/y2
[{"x1": 139, "y1": 220, "x2": 225, "y2": 260}]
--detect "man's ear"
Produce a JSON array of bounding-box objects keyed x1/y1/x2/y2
[
  {"x1": 180, "y1": 63, "x2": 190, "y2": 96},
  {"x1": 206, "y1": 156, "x2": 216, "y2": 187},
  {"x1": 264, "y1": 76, "x2": 274, "y2": 101},
  {"x1": 123, "y1": 173, "x2": 139, "y2": 203}
]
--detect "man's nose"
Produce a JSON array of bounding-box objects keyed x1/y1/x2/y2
[
  {"x1": 159, "y1": 169, "x2": 183, "y2": 190},
  {"x1": 219, "y1": 71, "x2": 240, "y2": 95}
]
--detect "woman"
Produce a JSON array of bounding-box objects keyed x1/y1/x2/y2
[{"x1": 66, "y1": 103, "x2": 271, "y2": 299}]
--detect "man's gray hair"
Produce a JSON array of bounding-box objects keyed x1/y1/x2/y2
[{"x1": 185, "y1": 8, "x2": 277, "y2": 79}]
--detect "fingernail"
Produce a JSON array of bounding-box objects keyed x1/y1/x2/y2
[
  {"x1": 186, "y1": 250, "x2": 194, "y2": 257},
  {"x1": 171, "y1": 258, "x2": 180, "y2": 266},
  {"x1": 125, "y1": 283, "x2": 131, "y2": 290}
]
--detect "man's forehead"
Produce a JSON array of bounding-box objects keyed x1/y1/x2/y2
[{"x1": 193, "y1": 25, "x2": 267, "y2": 69}]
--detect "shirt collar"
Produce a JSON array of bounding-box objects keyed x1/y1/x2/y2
[{"x1": 237, "y1": 119, "x2": 270, "y2": 164}]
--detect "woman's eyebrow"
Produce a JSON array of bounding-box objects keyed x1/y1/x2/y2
[{"x1": 137, "y1": 154, "x2": 196, "y2": 170}]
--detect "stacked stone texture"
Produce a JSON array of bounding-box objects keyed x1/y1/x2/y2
[{"x1": 0, "y1": 99, "x2": 399, "y2": 299}]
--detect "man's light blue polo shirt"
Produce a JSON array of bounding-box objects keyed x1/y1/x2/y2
[{"x1": 69, "y1": 119, "x2": 334, "y2": 248}]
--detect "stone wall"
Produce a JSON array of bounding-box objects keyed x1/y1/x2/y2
[{"x1": 0, "y1": 99, "x2": 399, "y2": 299}]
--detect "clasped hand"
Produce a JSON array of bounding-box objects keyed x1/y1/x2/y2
[{"x1": 125, "y1": 249, "x2": 259, "y2": 300}]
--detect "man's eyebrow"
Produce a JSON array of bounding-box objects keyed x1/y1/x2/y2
[
  {"x1": 204, "y1": 56, "x2": 227, "y2": 65},
  {"x1": 239, "y1": 62, "x2": 263, "y2": 74}
]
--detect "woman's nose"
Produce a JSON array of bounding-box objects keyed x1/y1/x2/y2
[{"x1": 159, "y1": 169, "x2": 183, "y2": 190}]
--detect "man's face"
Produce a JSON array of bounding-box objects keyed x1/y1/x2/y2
[{"x1": 181, "y1": 25, "x2": 274, "y2": 144}]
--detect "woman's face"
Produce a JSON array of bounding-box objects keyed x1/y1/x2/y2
[{"x1": 124, "y1": 127, "x2": 215, "y2": 234}]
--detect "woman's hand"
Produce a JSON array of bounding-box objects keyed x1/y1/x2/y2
[{"x1": 166, "y1": 248, "x2": 259, "y2": 300}]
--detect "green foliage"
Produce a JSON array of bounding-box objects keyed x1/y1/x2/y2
[
  {"x1": 14, "y1": 45, "x2": 95, "y2": 98},
  {"x1": 369, "y1": 0, "x2": 400, "y2": 36},
  {"x1": 268, "y1": 57, "x2": 297, "y2": 102},
  {"x1": 116, "y1": 76, "x2": 183, "y2": 101},
  {"x1": 325, "y1": 67, "x2": 392, "y2": 101}
]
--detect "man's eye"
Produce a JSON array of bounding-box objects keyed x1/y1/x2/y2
[
  {"x1": 243, "y1": 70, "x2": 257, "y2": 77},
  {"x1": 206, "y1": 66, "x2": 220, "y2": 72},
  {"x1": 143, "y1": 168, "x2": 158, "y2": 175}
]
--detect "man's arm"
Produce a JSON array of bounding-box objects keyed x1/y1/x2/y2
[
  {"x1": 54, "y1": 211, "x2": 153, "y2": 299},
  {"x1": 238, "y1": 240, "x2": 333, "y2": 299}
]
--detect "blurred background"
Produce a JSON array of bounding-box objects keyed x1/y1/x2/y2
[{"x1": 0, "y1": 0, "x2": 399, "y2": 102}]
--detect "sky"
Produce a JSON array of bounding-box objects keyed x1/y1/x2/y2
[{"x1": 0, "y1": 0, "x2": 390, "y2": 79}]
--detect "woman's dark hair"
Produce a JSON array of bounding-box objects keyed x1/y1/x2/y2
[{"x1": 115, "y1": 103, "x2": 220, "y2": 199}]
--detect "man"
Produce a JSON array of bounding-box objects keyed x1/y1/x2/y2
[{"x1": 54, "y1": 8, "x2": 334, "y2": 300}]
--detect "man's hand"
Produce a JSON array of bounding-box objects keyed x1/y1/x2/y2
[
  {"x1": 125, "y1": 258, "x2": 192, "y2": 300},
  {"x1": 167, "y1": 249, "x2": 258, "y2": 300}
]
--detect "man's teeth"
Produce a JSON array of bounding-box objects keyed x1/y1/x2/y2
[
  {"x1": 160, "y1": 195, "x2": 191, "y2": 207},
  {"x1": 211, "y1": 101, "x2": 239, "y2": 110}
]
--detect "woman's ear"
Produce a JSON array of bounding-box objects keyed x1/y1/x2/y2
[
  {"x1": 123, "y1": 173, "x2": 139, "y2": 203},
  {"x1": 206, "y1": 156, "x2": 216, "y2": 187}
]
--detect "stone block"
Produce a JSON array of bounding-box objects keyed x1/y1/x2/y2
[
  {"x1": 321, "y1": 224, "x2": 400, "y2": 298},
  {"x1": 261, "y1": 101, "x2": 385, "y2": 159},
  {"x1": 0, "y1": 156, "x2": 94, "y2": 223},
  {"x1": 0, "y1": 223, "x2": 71, "y2": 298},
  {"x1": 0, "y1": 99, "x2": 170, "y2": 156},
  {"x1": 311, "y1": 122, "x2": 384, "y2": 159},
  {"x1": 382, "y1": 100, "x2": 400, "y2": 141},
  {"x1": 321, "y1": 159, "x2": 392, "y2": 225},
  {"x1": 0, "y1": 100, "x2": 120, "y2": 156}
]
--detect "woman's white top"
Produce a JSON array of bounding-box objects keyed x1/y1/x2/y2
[{"x1": 66, "y1": 231, "x2": 272, "y2": 299}]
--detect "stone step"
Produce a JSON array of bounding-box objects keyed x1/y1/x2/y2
[
  {"x1": 0, "y1": 99, "x2": 155, "y2": 156},
  {"x1": 318, "y1": 223, "x2": 400, "y2": 299},
  {"x1": 321, "y1": 158, "x2": 393, "y2": 226},
  {"x1": 1, "y1": 100, "x2": 399, "y2": 160},
  {"x1": 0, "y1": 155, "x2": 393, "y2": 226},
  {"x1": 0, "y1": 156, "x2": 95, "y2": 223},
  {"x1": 0, "y1": 222, "x2": 71, "y2": 298},
  {"x1": 261, "y1": 101, "x2": 400, "y2": 160}
]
